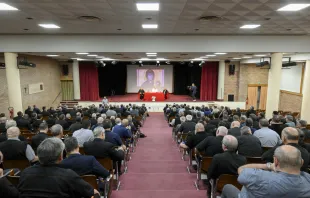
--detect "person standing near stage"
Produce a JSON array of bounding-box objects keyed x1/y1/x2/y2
[
  {"x1": 138, "y1": 88, "x2": 145, "y2": 100},
  {"x1": 102, "y1": 97, "x2": 109, "y2": 105},
  {"x1": 189, "y1": 83, "x2": 197, "y2": 101},
  {"x1": 163, "y1": 88, "x2": 168, "y2": 99}
]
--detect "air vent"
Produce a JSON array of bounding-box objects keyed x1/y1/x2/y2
[
  {"x1": 180, "y1": 54, "x2": 188, "y2": 56},
  {"x1": 123, "y1": 57, "x2": 130, "y2": 59},
  {"x1": 199, "y1": 16, "x2": 223, "y2": 21},
  {"x1": 115, "y1": 54, "x2": 123, "y2": 56},
  {"x1": 78, "y1": 16, "x2": 101, "y2": 22}
]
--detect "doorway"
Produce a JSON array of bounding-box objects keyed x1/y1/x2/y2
[{"x1": 247, "y1": 84, "x2": 268, "y2": 110}]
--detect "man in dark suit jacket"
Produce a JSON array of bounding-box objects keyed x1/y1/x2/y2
[
  {"x1": 13, "y1": 111, "x2": 23, "y2": 122},
  {"x1": 61, "y1": 137, "x2": 110, "y2": 178},
  {"x1": 0, "y1": 168, "x2": 19, "y2": 198},
  {"x1": 209, "y1": 113, "x2": 221, "y2": 127},
  {"x1": 206, "y1": 135, "x2": 247, "y2": 197},
  {"x1": 180, "y1": 123, "x2": 209, "y2": 150},
  {"x1": 69, "y1": 117, "x2": 83, "y2": 133},
  {"x1": 298, "y1": 120, "x2": 310, "y2": 140},
  {"x1": 228, "y1": 121, "x2": 241, "y2": 137},
  {"x1": 0, "y1": 117, "x2": 6, "y2": 133},
  {"x1": 178, "y1": 115, "x2": 196, "y2": 134},
  {"x1": 31, "y1": 123, "x2": 50, "y2": 153},
  {"x1": 237, "y1": 126, "x2": 262, "y2": 157},
  {"x1": 83, "y1": 126, "x2": 124, "y2": 162},
  {"x1": 16, "y1": 115, "x2": 31, "y2": 130},
  {"x1": 112, "y1": 119, "x2": 132, "y2": 139}
]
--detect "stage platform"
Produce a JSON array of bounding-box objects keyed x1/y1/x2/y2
[{"x1": 77, "y1": 94, "x2": 245, "y2": 112}]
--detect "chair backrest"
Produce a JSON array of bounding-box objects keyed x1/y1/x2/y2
[
  {"x1": 6, "y1": 175, "x2": 20, "y2": 186},
  {"x1": 246, "y1": 157, "x2": 264, "y2": 164},
  {"x1": 201, "y1": 156, "x2": 213, "y2": 172},
  {"x1": 216, "y1": 174, "x2": 242, "y2": 192},
  {"x1": 96, "y1": 158, "x2": 113, "y2": 172},
  {"x1": 82, "y1": 175, "x2": 98, "y2": 189},
  {"x1": 304, "y1": 139, "x2": 310, "y2": 144},
  {"x1": 63, "y1": 130, "x2": 72, "y2": 137},
  {"x1": 3, "y1": 159, "x2": 30, "y2": 171},
  {"x1": 262, "y1": 146, "x2": 273, "y2": 153},
  {"x1": 79, "y1": 147, "x2": 85, "y2": 155}
]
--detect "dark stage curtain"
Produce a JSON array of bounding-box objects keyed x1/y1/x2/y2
[
  {"x1": 98, "y1": 63, "x2": 127, "y2": 97},
  {"x1": 173, "y1": 63, "x2": 202, "y2": 99},
  {"x1": 79, "y1": 62, "x2": 100, "y2": 101},
  {"x1": 200, "y1": 62, "x2": 219, "y2": 101}
]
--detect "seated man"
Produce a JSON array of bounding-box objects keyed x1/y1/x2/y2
[
  {"x1": 237, "y1": 126, "x2": 262, "y2": 157},
  {"x1": 0, "y1": 127, "x2": 38, "y2": 163},
  {"x1": 84, "y1": 127, "x2": 125, "y2": 162},
  {"x1": 112, "y1": 119, "x2": 132, "y2": 139},
  {"x1": 50, "y1": 124, "x2": 64, "y2": 139},
  {"x1": 298, "y1": 120, "x2": 310, "y2": 140},
  {"x1": 196, "y1": 126, "x2": 228, "y2": 156},
  {"x1": 0, "y1": 120, "x2": 26, "y2": 143},
  {"x1": 179, "y1": 123, "x2": 209, "y2": 150},
  {"x1": 31, "y1": 122, "x2": 50, "y2": 153},
  {"x1": 254, "y1": 119, "x2": 282, "y2": 147},
  {"x1": 221, "y1": 145, "x2": 310, "y2": 198},
  {"x1": 103, "y1": 119, "x2": 124, "y2": 148},
  {"x1": 207, "y1": 135, "x2": 247, "y2": 197},
  {"x1": 61, "y1": 137, "x2": 110, "y2": 178},
  {"x1": 69, "y1": 116, "x2": 83, "y2": 133},
  {"x1": 0, "y1": 168, "x2": 19, "y2": 198},
  {"x1": 228, "y1": 121, "x2": 241, "y2": 137},
  {"x1": 73, "y1": 120, "x2": 94, "y2": 147},
  {"x1": 18, "y1": 138, "x2": 99, "y2": 198},
  {"x1": 178, "y1": 115, "x2": 196, "y2": 134},
  {"x1": 55, "y1": 114, "x2": 69, "y2": 130},
  {"x1": 262, "y1": 127, "x2": 309, "y2": 172}
]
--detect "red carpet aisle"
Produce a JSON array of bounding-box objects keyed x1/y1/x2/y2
[{"x1": 112, "y1": 113, "x2": 206, "y2": 198}]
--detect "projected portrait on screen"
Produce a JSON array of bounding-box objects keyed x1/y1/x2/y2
[{"x1": 137, "y1": 69, "x2": 164, "y2": 90}]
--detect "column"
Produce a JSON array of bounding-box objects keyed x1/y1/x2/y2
[
  {"x1": 301, "y1": 60, "x2": 310, "y2": 121},
  {"x1": 5, "y1": 52, "x2": 23, "y2": 114},
  {"x1": 72, "y1": 60, "x2": 81, "y2": 100},
  {"x1": 217, "y1": 60, "x2": 225, "y2": 100},
  {"x1": 265, "y1": 53, "x2": 283, "y2": 119}
]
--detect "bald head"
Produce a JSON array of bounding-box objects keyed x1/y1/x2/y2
[
  {"x1": 217, "y1": 126, "x2": 228, "y2": 136},
  {"x1": 222, "y1": 135, "x2": 238, "y2": 151},
  {"x1": 231, "y1": 121, "x2": 240, "y2": 128},
  {"x1": 97, "y1": 117, "x2": 104, "y2": 124},
  {"x1": 282, "y1": 127, "x2": 299, "y2": 143},
  {"x1": 7, "y1": 127, "x2": 20, "y2": 138},
  {"x1": 274, "y1": 145, "x2": 303, "y2": 170}
]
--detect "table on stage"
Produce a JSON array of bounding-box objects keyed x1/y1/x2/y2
[{"x1": 139, "y1": 92, "x2": 168, "y2": 101}]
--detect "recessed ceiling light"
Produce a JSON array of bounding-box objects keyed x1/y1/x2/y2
[
  {"x1": 242, "y1": 56, "x2": 252, "y2": 59},
  {"x1": 146, "y1": 53, "x2": 157, "y2": 55},
  {"x1": 255, "y1": 54, "x2": 267, "y2": 57},
  {"x1": 142, "y1": 24, "x2": 158, "y2": 29},
  {"x1": 0, "y1": 3, "x2": 18, "y2": 10},
  {"x1": 214, "y1": 53, "x2": 227, "y2": 55},
  {"x1": 147, "y1": 54, "x2": 157, "y2": 57},
  {"x1": 240, "y1": 24, "x2": 260, "y2": 29},
  {"x1": 76, "y1": 52, "x2": 89, "y2": 55},
  {"x1": 206, "y1": 55, "x2": 216, "y2": 57},
  {"x1": 277, "y1": 4, "x2": 310, "y2": 11},
  {"x1": 233, "y1": 58, "x2": 241, "y2": 60},
  {"x1": 87, "y1": 54, "x2": 98, "y2": 57},
  {"x1": 136, "y1": 3, "x2": 159, "y2": 11},
  {"x1": 38, "y1": 24, "x2": 60, "y2": 29},
  {"x1": 46, "y1": 55, "x2": 59, "y2": 57}
]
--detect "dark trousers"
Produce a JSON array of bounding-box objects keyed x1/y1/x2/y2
[
  {"x1": 139, "y1": 94, "x2": 144, "y2": 100},
  {"x1": 191, "y1": 92, "x2": 196, "y2": 100}
]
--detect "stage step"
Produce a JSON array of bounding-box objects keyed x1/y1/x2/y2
[{"x1": 60, "y1": 101, "x2": 78, "y2": 108}]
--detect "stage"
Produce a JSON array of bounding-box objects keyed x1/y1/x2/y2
[{"x1": 77, "y1": 94, "x2": 246, "y2": 112}]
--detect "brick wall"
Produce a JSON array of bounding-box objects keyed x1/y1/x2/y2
[
  {"x1": 238, "y1": 64, "x2": 269, "y2": 101},
  {"x1": 224, "y1": 61, "x2": 240, "y2": 101},
  {"x1": 279, "y1": 91, "x2": 302, "y2": 113},
  {"x1": 0, "y1": 55, "x2": 62, "y2": 115}
]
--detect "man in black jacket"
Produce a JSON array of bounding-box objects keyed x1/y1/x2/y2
[
  {"x1": 237, "y1": 126, "x2": 262, "y2": 157},
  {"x1": 69, "y1": 117, "x2": 83, "y2": 133},
  {"x1": 178, "y1": 115, "x2": 196, "y2": 134},
  {"x1": 0, "y1": 168, "x2": 19, "y2": 198},
  {"x1": 31, "y1": 122, "x2": 50, "y2": 153},
  {"x1": 262, "y1": 127, "x2": 309, "y2": 172},
  {"x1": 228, "y1": 121, "x2": 241, "y2": 137},
  {"x1": 298, "y1": 120, "x2": 310, "y2": 140},
  {"x1": 206, "y1": 135, "x2": 247, "y2": 197},
  {"x1": 83, "y1": 127, "x2": 124, "y2": 162},
  {"x1": 180, "y1": 123, "x2": 209, "y2": 150}
]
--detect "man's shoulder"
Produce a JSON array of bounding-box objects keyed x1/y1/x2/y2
[{"x1": 23, "y1": 165, "x2": 78, "y2": 177}]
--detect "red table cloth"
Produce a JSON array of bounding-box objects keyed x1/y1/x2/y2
[{"x1": 138, "y1": 92, "x2": 168, "y2": 101}]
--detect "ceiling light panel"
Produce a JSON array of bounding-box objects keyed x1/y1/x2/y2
[
  {"x1": 240, "y1": 24, "x2": 260, "y2": 29},
  {"x1": 76, "y1": 52, "x2": 89, "y2": 55},
  {"x1": 38, "y1": 24, "x2": 60, "y2": 29},
  {"x1": 278, "y1": 4, "x2": 310, "y2": 11},
  {"x1": 137, "y1": 3, "x2": 159, "y2": 11},
  {"x1": 0, "y1": 3, "x2": 18, "y2": 10},
  {"x1": 142, "y1": 24, "x2": 158, "y2": 29},
  {"x1": 214, "y1": 53, "x2": 227, "y2": 55}
]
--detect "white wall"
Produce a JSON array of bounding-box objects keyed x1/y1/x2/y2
[
  {"x1": 280, "y1": 63, "x2": 303, "y2": 93},
  {"x1": 0, "y1": 35, "x2": 310, "y2": 52}
]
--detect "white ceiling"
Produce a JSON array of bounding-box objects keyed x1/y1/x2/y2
[{"x1": 1, "y1": 0, "x2": 310, "y2": 35}]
